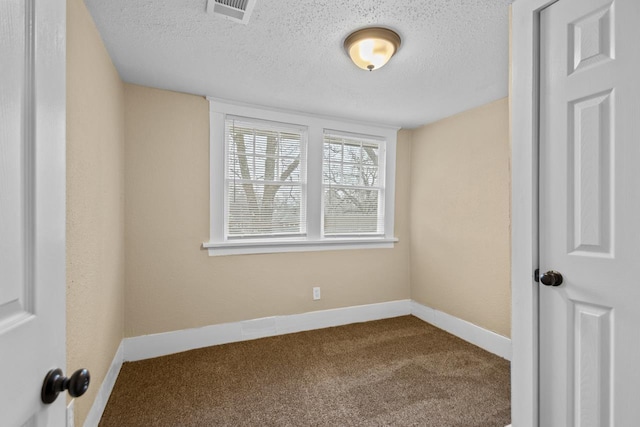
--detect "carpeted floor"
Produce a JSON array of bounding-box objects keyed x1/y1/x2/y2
[{"x1": 100, "y1": 316, "x2": 510, "y2": 426}]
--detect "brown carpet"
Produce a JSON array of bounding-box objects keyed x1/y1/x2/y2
[{"x1": 100, "y1": 316, "x2": 510, "y2": 426}]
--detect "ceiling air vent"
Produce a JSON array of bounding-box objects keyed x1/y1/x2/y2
[{"x1": 207, "y1": 0, "x2": 256, "y2": 25}]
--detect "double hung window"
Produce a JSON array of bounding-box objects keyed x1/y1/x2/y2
[
  {"x1": 322, "y1": 133, "x2": 385, "y2": 236},
  {"x1": 225, "y1": 118, "x2": 307, "y2": 239},
  {"x1": 205, "y1": 99, "x2": 397, "y2": 255}
]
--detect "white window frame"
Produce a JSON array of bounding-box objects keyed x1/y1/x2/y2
[
  {"x1": 204, "y1": 98, "x2": 399, "y2": 256},
  {"x1": 321, "y1": 130, "x2": 387, "y2": 238}
]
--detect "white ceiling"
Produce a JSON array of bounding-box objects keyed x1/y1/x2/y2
[{"x1": 85, "y1": 0, "x2": 512, "y2": 129}]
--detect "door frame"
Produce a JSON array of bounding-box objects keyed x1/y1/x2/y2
[{"x1": 511, "y1": 0, "x2": 559, "y2": 426}]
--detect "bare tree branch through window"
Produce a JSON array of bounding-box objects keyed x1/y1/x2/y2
[{"x1": 226, "y1": 121, "x2": 305, "y2": 237}]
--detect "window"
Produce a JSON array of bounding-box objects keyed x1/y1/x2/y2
[
  {"x1": 323, "y1": 132, "x2": 385, "y2": 236},
  {"x1": 205, "y1": 99, "x2": 398, "y2": 256},
  {"x1": 225, "y1": 118, "x2": 307, "y2": 238}
]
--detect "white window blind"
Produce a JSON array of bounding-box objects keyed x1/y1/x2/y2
[
  {"x1": 322, "y1": 132, "x2": 385, "y2": 236},
  {"x1": 225, "y1": 117, "x2": 307, "y2": 238}
]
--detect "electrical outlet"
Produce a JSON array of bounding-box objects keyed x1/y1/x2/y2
[
  {"x1": 313, "y1": 287, "x2": 321, "y2": 300},
  {"x1": 67, "y1": 399, "x2": 75, "y2": 427}
]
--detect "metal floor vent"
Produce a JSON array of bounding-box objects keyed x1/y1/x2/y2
[{"x1": 207, "y1": 0, "x2": 256, "y2": 24}]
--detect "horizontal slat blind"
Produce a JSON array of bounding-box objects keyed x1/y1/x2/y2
[
  {"x1": 225, "y1": 117, "x2": 306, "y2": 238},
  {"x1": 322, "y1": 132, "x2": 385, "y2": 236}
]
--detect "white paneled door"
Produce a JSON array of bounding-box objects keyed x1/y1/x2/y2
[
  {"x1": 539, "y1": 0, "x2": 640, "y2": 425},
  {"x1": 0, "y1": 0, "x2": 67, "y2": 426}
]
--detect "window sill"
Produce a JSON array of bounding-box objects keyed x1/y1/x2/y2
[{"x1": 202, "y1": 237, "x2": 398, "y2": 256}]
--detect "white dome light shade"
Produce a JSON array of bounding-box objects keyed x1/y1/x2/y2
[{"x1": 344, "y1": 27, "x2": 401, "y2": 71}]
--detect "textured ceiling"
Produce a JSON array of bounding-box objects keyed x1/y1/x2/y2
[{"x1": 85, "y1": 0, "x2": 512, "y2": 129}]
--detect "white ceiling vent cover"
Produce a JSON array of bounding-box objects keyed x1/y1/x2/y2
[{"x1": 207, "y1": 0, "x2": 257, "y2": 24}]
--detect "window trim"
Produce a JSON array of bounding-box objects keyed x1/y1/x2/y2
[{"x1": 204, "y1": 97, "x2": 399, "y2": 256}]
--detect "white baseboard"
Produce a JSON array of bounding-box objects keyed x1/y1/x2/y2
[
  {"x1": 83, "y1": 340, "x2": 124, "y2": 427},
  {"x1": 411, "y1": 301, "x2": 511, "y2": 360},
  {"x1": 123, "y1": 299, "x2": 412, "y2": 362},
  {"x1": 122, "y1": 300, "x2": 510, "y2": 362},
  {"x1": 86, "y1": 299, "x2": 511, "y2": 425}
]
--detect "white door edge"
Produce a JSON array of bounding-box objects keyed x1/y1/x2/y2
[{"x1": 511, "y1": 0, "x2": 560, "y2": 425}]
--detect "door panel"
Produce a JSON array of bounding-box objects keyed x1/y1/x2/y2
[
  {"x1": 572, "y1": 302, "x2": 612, "y2": 425},
  {"x1": 567, "y1": 89, "x2": 612, "y2": 257},
  {"x1": 540, "y1": 0, "x2": 640, "y2": 425},
  {"x1": 0, "y1": 0, "x2": 66, "y2": 425},
  {"x1": 0, "y1": 0, "x2": 34, "y2": 326}
]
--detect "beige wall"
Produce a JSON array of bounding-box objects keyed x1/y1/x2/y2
[
  {"x1": 409, "y1": 98, "x2": 511, "y2": 337},
  {"x1": 123, "y1": 84, "x2": 412, "y2": 337},
  {"x1": 66, "y1": 0, "x2": 125, "y2": 424},
  {"x1": 62, "y1": 9, "x2": 509, "y2": 418}
]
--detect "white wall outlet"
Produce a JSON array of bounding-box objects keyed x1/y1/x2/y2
[
  {"x1": 312, "y1": 287, "x2": 321, "y2": 300},
  {"x1": 67, "y1": 399, "x2": 75, "y2": 427}
]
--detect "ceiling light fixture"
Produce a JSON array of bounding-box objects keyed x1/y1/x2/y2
[{"x1": 344, "y1": 27, "x2": 401, "y2": 71}]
